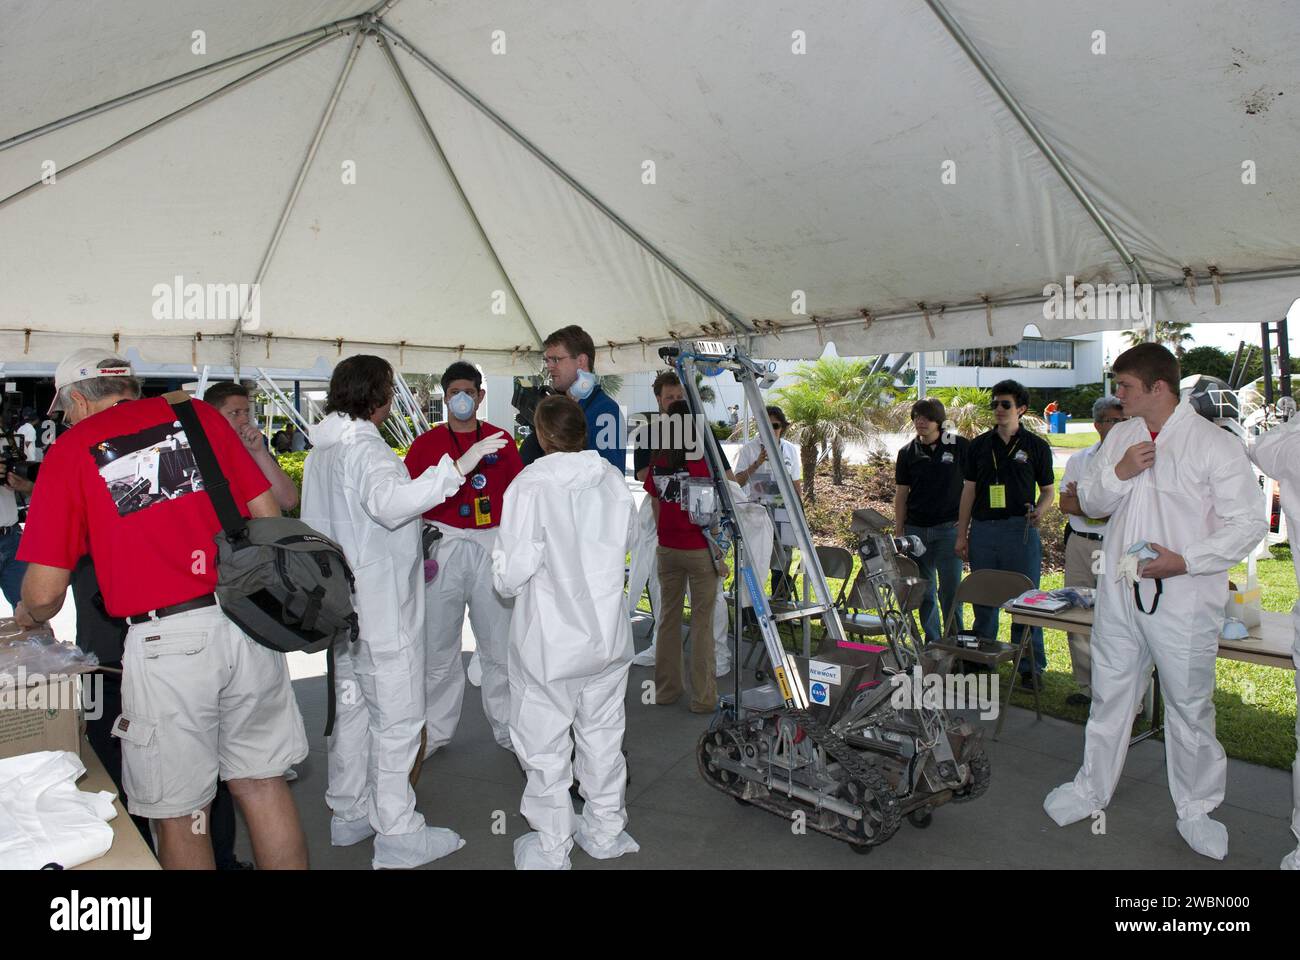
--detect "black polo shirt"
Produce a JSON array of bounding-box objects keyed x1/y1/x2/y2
[
  {"x1": 895, "y1": 434, "x2": 970, "y2": 527},
  {"x1": 963, "y1": 426, "x2": 1054, "y2": 521}
]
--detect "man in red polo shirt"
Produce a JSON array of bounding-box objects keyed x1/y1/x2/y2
[
  {"x1": 405, "y1": 362, "x2": 524, "y2": 754},
  {"x1": 16, "y1": 349, "x2": 309, "y2": 870}
]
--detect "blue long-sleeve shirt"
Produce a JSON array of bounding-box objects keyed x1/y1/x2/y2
[{"x1": 520, "y1": 385, "x2": 626, "y2": 474}]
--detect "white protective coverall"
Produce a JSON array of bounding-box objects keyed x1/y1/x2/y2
[
  {"x1": 0, "y1": 751, "x2": 116, "y2": 869},
  {"x1": 423, "y1": 523, "x2": 514, "y2": 753},
  {"x1": 1044, "y1": 400, "x2": 1265, "y2": 859},
  {"x1": 302, "y1": 412, "x2": 467, "y2": 868},
  {"x1": 628, "y1": 482, "x2": 774, "y2": 674},
  {"x1": 492, "y1": 450, "x2": 640, "y2": 869},
  {"x1": 1248, "y1": 415, "x2": 1300, "y2": 869}
]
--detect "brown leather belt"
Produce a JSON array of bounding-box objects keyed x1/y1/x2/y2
[{"x1": 126, "y1": 593, "x2": 217, "y2": 625}]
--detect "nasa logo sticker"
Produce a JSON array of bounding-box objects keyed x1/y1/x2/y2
[
  {"x1": 809, "y1": 681, "x2": 829, "y2": 705},
  {"x1": 1014, "y1": 450, "x2": 1029, "y2": 463},
  {"x1": 941, "y1": 451, "x2": 954, "y2": 464},
  {"x1": 470, "y1": 473, "x2": 488, "y2": 490}
]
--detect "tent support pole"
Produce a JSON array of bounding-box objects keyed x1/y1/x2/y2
[
  {"x1": 0, "y1": 33, "x2": 341, "y2": 212},
  {"x1": 376, "y1": 34, "x2": 544, "y2": 350},
  {"x1": 230, "y1": 30, "x2": 367, "y2": 347},
  {"x1": 923, "y1": 0, "x2": 1154, "y2": 291},
  {"x1": 0, "y1": 19, "x2": 363, "y2": 154},
  {"x1": 376, "y1": 22, "x2": 752, "y2": 340}
]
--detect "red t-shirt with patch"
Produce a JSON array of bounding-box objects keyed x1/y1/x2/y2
[
  {"x1": 403, "y1": 421, "x2": 523, "y2": 528},
  {"x1": 18, "y1": 397, "x2": 270, "y2": 617},
  {"x1": 643, "y1": 454, "x2": 713, "y2": 550}
]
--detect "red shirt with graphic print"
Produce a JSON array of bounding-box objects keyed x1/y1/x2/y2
[
  {"x1": 404, "y1": 421, "x2": 523, "y2": 528},
  {"x1": 18, "y1": 397, "x2": 270, "y2": 617}
]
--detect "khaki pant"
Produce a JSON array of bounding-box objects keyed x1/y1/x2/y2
[
  {"x1": 654, "y1": 546, "x2": 719, "y2": 712},
  {"x1": 1064, "y1": 531, "x2": 1103, "y2": 697}
]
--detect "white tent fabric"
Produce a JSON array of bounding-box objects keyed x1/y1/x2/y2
[{"x1": 1, "y1": 0, "x2": 1297, "y2": 374}]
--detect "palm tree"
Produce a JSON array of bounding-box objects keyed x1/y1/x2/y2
[
  {"x1": 694, "y1": 372, "x2": 717, "y2": 406},
  {"x1": 920, "y1": 387, "x2": 1047, "y2": 437},
  {"x1": 598, "y1": 373, "x2": 623, "y2": 398},
  {"x1": 1123, "y1": 321, "x2": 1195, "y2": 358},
  {"x1": 771, "y1": 379, "x2": 830, "y2": 502}
]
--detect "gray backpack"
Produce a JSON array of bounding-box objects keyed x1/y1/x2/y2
[{"x1": 170, "y1": 396, "x2": 359, "y2": 732}]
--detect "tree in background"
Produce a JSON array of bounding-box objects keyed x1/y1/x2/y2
[
  {"x1": 771, "y1": 378, "x2": 830, "y2": 502},
  {"x1": 1123, "y1": 321, "x2": 1195, "y2": 358},
  {"x1": 779, "y1": 357, "x2": 897, "y2": 487}
]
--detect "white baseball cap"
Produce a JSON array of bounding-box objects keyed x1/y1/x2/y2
[{"x1": 48, "y1": 348, "x2": 135, "y2": 414}]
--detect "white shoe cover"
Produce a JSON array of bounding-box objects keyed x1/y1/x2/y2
[
  {"x1": 467, "y1": 651, "x2": 482, "y2": 687},
  {"x1": 513, "y1": 831, "x2": 571, "y2": 870},
  {"x1": 372, "y1": 825, "x2": 465, "y2": 869},
  {"x1": 1176, "y1": 815, "x2": 1228, "y2": 860},
  {"x1": 283, "y1": 767, "x2": 299, "y2": 783},
  {"x1": 715, "y1": 648, "x2": 732, "y2": 678},
  {"x1": 631, "y1": 643, "x2": 657, "y2": 667},
  {"x1": 330, "y1": 815, "x2": 375, "y2": 847},
  {"x1": 1043, "y1": 783, "x2": 1097, "y2": 826},
  {"x1": 574, "y1": 823, "x2": 640, "y2": 861},
  {"x1": 1281, "y1": 846, "x2": 1300, "y2": 870}
]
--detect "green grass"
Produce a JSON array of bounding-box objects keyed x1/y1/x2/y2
[
  {"x1": 1047, "y1": 430, "x2": 1100, "y2": 449},
  {"x1": 642, "y1": 543, "x2": 1298, "y2": 770}
]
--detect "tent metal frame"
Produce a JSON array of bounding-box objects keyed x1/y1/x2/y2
[
  {"x1": 375, "y1": 21, "x2": 753, "y2": 340},
  {"x1": 375, "y1": 33, "x2": 545, "y2": 351},
  {"x1": 232, "y1": 29, "x2": 367, "y2": 374},
  {"x1": 2, "y1": 2, "x2": 1297, "y2": 363}
]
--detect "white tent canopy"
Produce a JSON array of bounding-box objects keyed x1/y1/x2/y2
[{"x1": 2, "y1": 0, "x2": 1297, "y2": 374}]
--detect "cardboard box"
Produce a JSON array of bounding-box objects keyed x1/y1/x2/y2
[{"x1": 0, "y1": 674, "x2": 82, "y2": 761}]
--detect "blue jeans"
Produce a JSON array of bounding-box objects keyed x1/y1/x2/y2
[
  {"x1": 0, "y1": 528, "x2": 27, "y2": 609},
  {"x1": 969, "y1": 516, "x2": 1046, "y2": 673},
  {"x1": 905, "y1": 522, "x2": 962, "y2": 643}
]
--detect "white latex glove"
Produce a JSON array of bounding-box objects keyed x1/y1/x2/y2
[{"x1": 455, "y1": 431, "x2": 510, "y2": 476}]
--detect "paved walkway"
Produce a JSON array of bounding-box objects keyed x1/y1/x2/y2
[{"x1": 267, "y1": 620, "x2": 1293, "y2": 870}]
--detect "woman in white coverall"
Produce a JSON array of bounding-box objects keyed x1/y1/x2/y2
[
  {"x1": 1043, "y1": 345, "x2": 1265, "y2": 860},
  {"x1": 301, "y1": 356, "x2": 508, "y2": 869},
  {"x1": 1248, "y1": 410, "x2": 1300, "y2": 870},
  {"x1": 492, "y1": 395, "x2": 639, "y2": 870}
]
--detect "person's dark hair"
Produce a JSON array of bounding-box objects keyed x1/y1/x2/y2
[
  {"x1": 1112, "y1": 343, "x2": 1180, "y2": 393},
  {"x1": 990, "y1": 379, "x2": 1030, "y2": 411},
  {"x1": 652, "y1": 370, "x2": 681, "y2": 397},
  {"x1": 543, "y1": 325, "x2": 597, "y2": 371},
  {"x1": 533, "y1": 394, "x2": 587, "y2": 453},
  {"x1": 659, "y1": 399, "x2": 702, "y2": 470},
  {"x1": 765, "y1": 405, "x2": 789, "y2": 430},
  {"x1": 325, "y1": 355, "x2": 394, "y2": 420},
  {"x1": 202, "y1": 380, "x2": 250, "y2": 409},
  {"x1": 910, "y1": 398, "x2": 946, "y2": 424},
  {"x1": 440, "y1": 361, "x2": 482, "y2": 393}
]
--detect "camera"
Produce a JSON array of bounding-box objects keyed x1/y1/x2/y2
[
  {"x1": 510, "y1": 378, "x2": 555, "y2": 428},
  {"x1": 0, "y1": 436, "x2": 28, "y2": 481},
  {"x1": 850, "y1": 508, "x2": 925, "y2": 579}
]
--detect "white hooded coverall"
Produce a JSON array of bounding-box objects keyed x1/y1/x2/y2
[
  {"x1": 423, "y1": 523, "x2": 514, "y2": 753},
  {"x1": 301, "y1": 413, "x2": 465, "y2": 865},
  {"x1": 1046, "y1": 401, "x2": 1265, "y2": 856},
  {"x1": 1248, "y1": 415, "x2": 1300, "y2": 869},
  {"x1": 492, "y1": 451, "x2": 640, "y2": 869}
]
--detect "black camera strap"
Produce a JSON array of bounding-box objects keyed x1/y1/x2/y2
[{"x1": 1133, "y1": 577, "x2": 1163, "y2": 615}]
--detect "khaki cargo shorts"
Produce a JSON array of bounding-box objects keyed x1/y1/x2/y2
[{"x1": 112, "y1": 604, "x2": 309, "y2": 820}]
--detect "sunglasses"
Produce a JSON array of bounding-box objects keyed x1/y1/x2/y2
[
  {"x1": 769, "y1": 423, "x2": 783, "y2": 431},
  {"x1": 989, "y1": 399, "x2": 1016, "y2": 411}
]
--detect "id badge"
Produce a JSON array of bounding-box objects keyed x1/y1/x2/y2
[
  {"x1": 474, "y1": 495, "x2": 492, "y2": 526},
  {"x1": 988, "y1": 484, "x2": 1007, "y2": 509}
]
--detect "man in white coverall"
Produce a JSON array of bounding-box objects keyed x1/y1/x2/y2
[
  {"x1": 1044, "y1": 344, "x2": 1265, "y2": 859},
  {"x1": 1247, "y1": 407, "x2": 1300, "y2": 869},
  {"x1": 302, "y1": 355, "x2": 507, "y2": 869},
  {"x1": 493, "y1": 395, "x2": 640, "y2": 870},
  {"x1": 405, "y1": 362, "x2": 525, "y2": 755}
]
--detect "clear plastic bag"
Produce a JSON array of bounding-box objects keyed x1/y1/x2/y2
[{"x1": 0, "y1": 620, "x2": 99, "y2": 681}]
